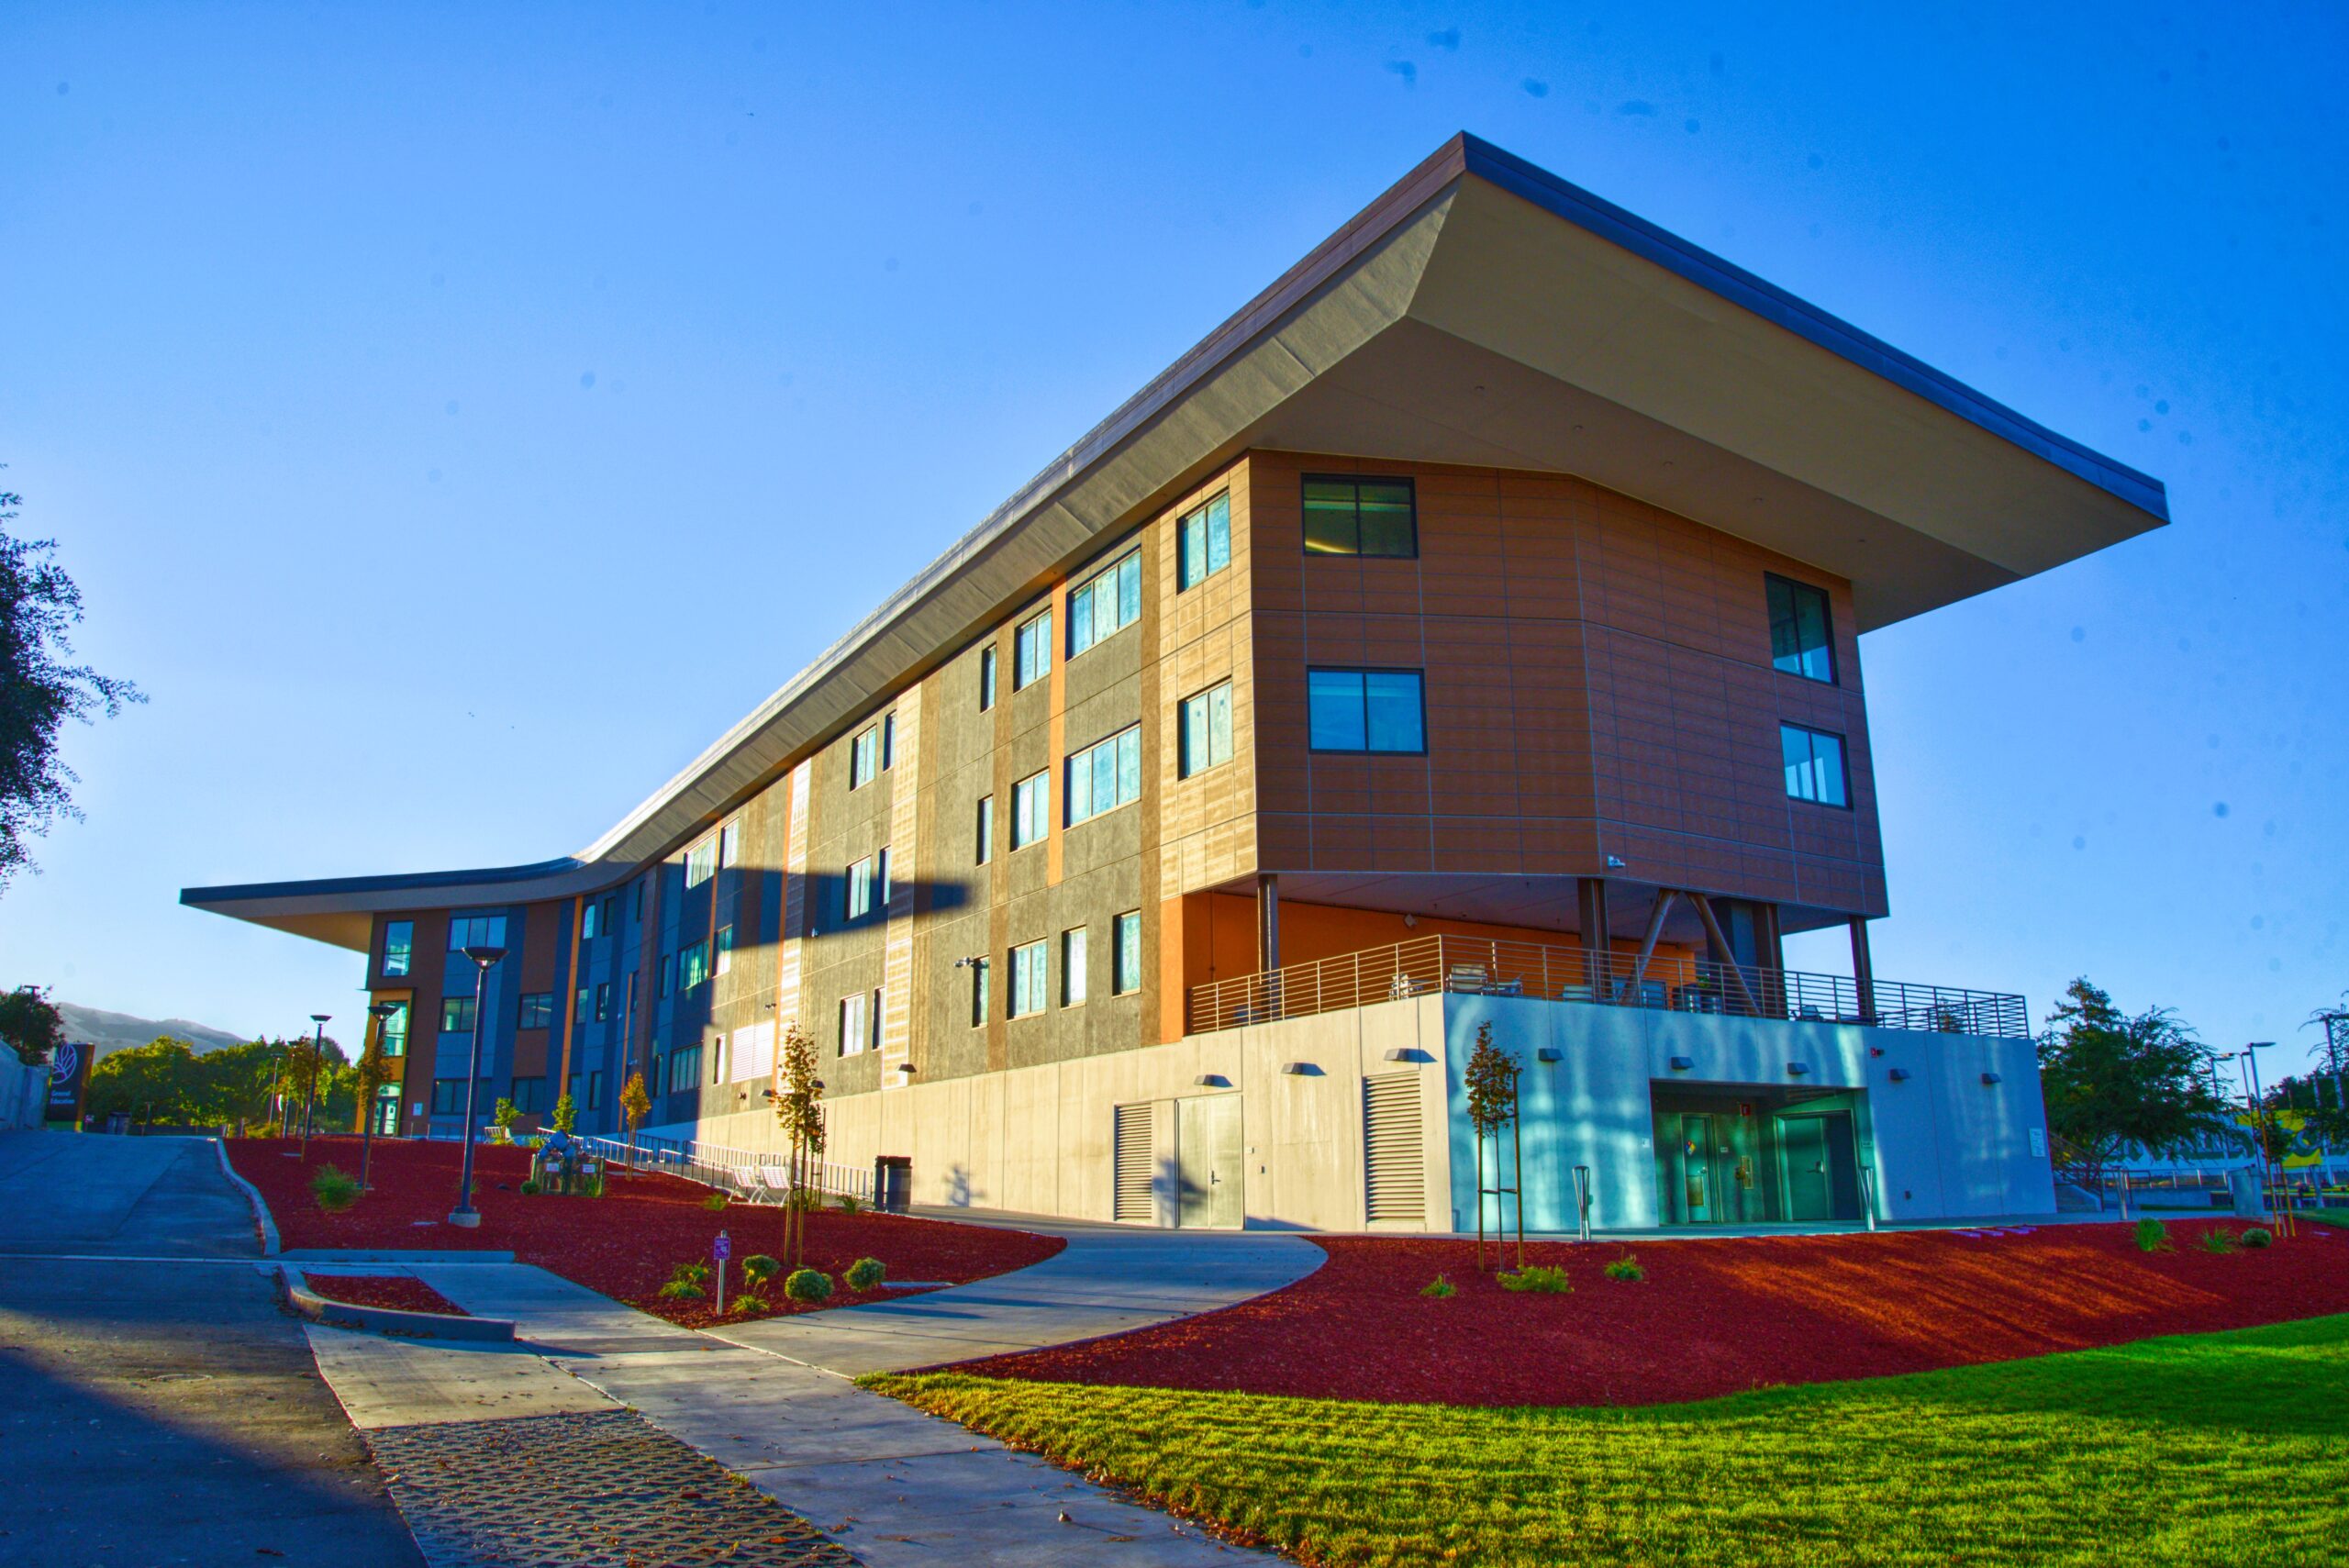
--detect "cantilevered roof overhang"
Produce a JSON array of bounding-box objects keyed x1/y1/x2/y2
[{"x1": 184, "y1": 132, "x2": 2166, "y2": 951}]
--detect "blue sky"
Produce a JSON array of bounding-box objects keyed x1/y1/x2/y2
[{"x1": 3, "y1": 3, "x2": 2342, "y2": 1074}]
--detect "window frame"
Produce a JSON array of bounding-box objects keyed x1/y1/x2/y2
[
  {"x1": 715, "y1": 923, "x2": 734, "y2": 976},
  {"x1": 1011, "y1": 771, "x2": 1049, "y2": 850},
  {"x1": 380, "y1": 1000, "x2": 408, "y2": 1058},
  {"x1": 1063, "y1": 724, "x2": 1142, "y2": 826},
  {"x1": 684, "y1": 837, "x2": 718, "y2": 888},
  {"x1": 1301, "y1": 473, "x2": 1418, "y2": 559},
  {"x1": 440, "y1": 995, "x2": 477, "y2": 1037},
  {"x1": 1179, "y1": 680, "x2": 1235, "y2": 777},
  {"x1": 1008, "y1": 939, "x2": 1048, "y2": 1018},
  {"x1": 848, "y1": 725, "x2": 880, "y2": 790},
  {"x1": 1765, "y1": 573, "x2": 1839, "y2": 685},
  {"x1": 1779, "y1": 721, "x2": 1853, "y2": 810},
  {"x1": 1013, "y1": 609, "x2": 1053, "y2": 690},
  {"x1": 970, "y1": 956, "x2": 990, "y2": 1028},
  {"x1": 974, "y1": 795, "x2": 995, "y2": 865},
  {"x1": 1112, "y1": 910, "x2": 1142, "y2": 995},
  {"x1": 840, "y1": 990, "x2": 870, "y2": 1056},
  {"x1": 447, "y1": 913, "x2": 508, "y2": 952},
  {"x1": 1306, "y1": 667, "x2": 1428, "y2": 755},
  {"x1": 382, "y1": 919, "x2": 414, "y2": 977},
  {"x1": 1062, "y1": 926, "x2": 1088, "y2": 1007},
  {"x1": 1176, "y1": 492, "x2": 1232, "y2": 590},
  {"x1": 518, "y1": 992, "x2": 553, "y2": 1030},
  {"x1": 846, "y1": 854, "x2": 877, "y2": 921},
  {"x1": 1066, "y1": 549, "x2": 1142, "y2": 660},
  {"x1": 979, "y1": 644, "x2": 998, "y2": 710}
]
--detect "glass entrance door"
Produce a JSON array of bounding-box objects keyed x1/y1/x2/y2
[{"x1": 1677, "y1": 1113, "x2": 1722, "y2": 1223}]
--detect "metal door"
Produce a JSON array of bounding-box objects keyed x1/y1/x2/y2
[
  {"x1": 1677, "y1": 1113, "x2": 1720, "y2": 1223},
  {"x1": 1779, "y1": 1114, "x2": 1834, "y2": 1220},
  {"x1": 1177, "y1": 1094, "x2": 1242, "y2": 1229}
]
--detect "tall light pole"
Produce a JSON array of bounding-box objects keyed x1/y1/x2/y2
[
  {"x1": 447, "y1": 944, "x2": 506, "y2": 1229},
  {"x1": 2243, "y1": 1040, "x2": 2279, "y2": 1199},
  {"x1": 298, "y1": 1013, "x2": 330, "y2": 1157},
  {"x1": 360, "y1": 1000, "x2": 399, "y2": 1191}
]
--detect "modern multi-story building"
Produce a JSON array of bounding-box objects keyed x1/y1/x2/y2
[{"x1": 186, "y1": 136, "x2": 2165, "y2": 1233}]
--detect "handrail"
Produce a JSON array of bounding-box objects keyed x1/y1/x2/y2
[
  {"x1": 578, "y1": 1132, "x2": 874, "y2": 1203},
  {"x1": 1184, "y1": 932, "x2": 2030, "y2": 1040}
]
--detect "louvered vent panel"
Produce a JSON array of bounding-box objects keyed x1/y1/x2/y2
[
  {"x1": 1113, "y1": 1103, "x2": 1154, "y2": 1222},
  {"x1": 1363, "y1": 1072, "x2": 1425, "y2": 1223}
]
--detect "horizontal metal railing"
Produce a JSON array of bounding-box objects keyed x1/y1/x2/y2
[
  {"x1": 579, "y1": 1133, "x2": 874, "y2": 1204},
  {"x1": 1185, "y1": 933, "x2": 2031, "y2": 1040}
]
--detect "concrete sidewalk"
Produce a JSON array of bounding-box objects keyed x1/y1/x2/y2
[{"x1": 304, "y1": 1229, "x2": 1321, "y2": 1565}]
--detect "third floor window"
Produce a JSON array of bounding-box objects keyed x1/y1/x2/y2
[
  {"x1": 1180, "y1": 682, "x2": 1234, "y2": 777},
  {"x1": 1766, "y1": 573, "x2": 1837, "y2": 684},
  {"x1": 1308, "y1": 668, "x2": 1425, "y2": 754},
  {"x1": 1014, "y1": 609, "x2": 1053, "y2": 689},
  {"x1": 1177, "y1": 492, "x2": 1231, "y2": 589},
  {"x1": 1065, "y1": 726, "x2": 1141, "y2": 825},
  {"x1": 1780, "y1": 722, "x2": 1851, "y2": 809},
  {"x1": 1068, "y1": 550, "x2": 1141, "y2": 658},
  {"x1": 1303, "y1": 474, "x2": 1416, "y2": 558}
]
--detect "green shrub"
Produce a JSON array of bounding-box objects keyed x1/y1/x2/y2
[
  {"x1": 518, "y1": 1179, "x2": 540, "y2": 1196},
  {"x1": 581, "y1": 1173, "x2": 605, "y2": 1198},
  {"x1": 835, "y1": 1194, "x2": 862, "y2": 1216},
  {"x1": 309, "y1": 1163, "x2": 360, "y2": 1213},
  {"x1": 1419, "y1": 1274, "x2": 1456, "y2": 1299},
  {"x1": 656, "y1": 1279, "x2": 707, "y2": 1301},
  {"x1": 2198, "y1": 1229, "x2": 2239, "y2": 1254},
  {"x1": 843, "y1": 1256, "x2": 885, "y2": 1292},
  {"x1": 1603, "y1": 1255, "x2": 1645, "y2": 1283},
  {"x1": 784, "y1": 1268, "x2": 834, "y2": 1304},
  {"x1": 2134, "y1": 1218, "x2": 2173, "y2": 1253},
  {"x1": 731, "y1": 1294, "x2": 770, "y2": 1315},
  {"x1": 742, "y1": 1253, "x2": 783, "y2": 1286},
  {"x1": 2242, "y1": 1227, "x2": 2275, "y2": 1249},
  {"x1": 703, "y1": 1192, "x2": 729, "y2": 1212},
  {"x1": 1499, "y1": 1265, "x2": 1572, "y2": 1295}
]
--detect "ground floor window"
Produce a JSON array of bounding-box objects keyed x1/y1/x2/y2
[{"x1": 1652, "y1": 1085, "x2": 1865, "y2": 1225}]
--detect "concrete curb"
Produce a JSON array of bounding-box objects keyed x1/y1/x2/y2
[
  {"x1": 214, "y1": 1138, "x2": 280, "y2": 1255},
  {"x1": 280, "y1": 1266, "x2": 517, "y2": 1342},
  {"x1": 279, "y1": 1249, "x2": 518, "y2": 1264}
]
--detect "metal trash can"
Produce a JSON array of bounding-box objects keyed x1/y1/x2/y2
[{"x1": 874, "y1": 1154, "x2": 912, "y2": 1214}]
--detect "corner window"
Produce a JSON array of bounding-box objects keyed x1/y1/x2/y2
[
  {"x1": 1767, "y1": 574, "x2": 1837, "y2": 684},
  {"x1": 979, "y1": 645, "x2": 998, "y2": 710},
  {"x1": 1065, "y1": 725, "x2": 1142, "y2": 826},
  {"x1": 1780, "y1": 723, "x2": 1851, "y2": 809},
  {"x1": 685, "y1": 837, "x2": 718, "y2": 887},
  {"x1": 1112, "y1": 910, "x2": 1142, "y2": 995},
  {"x1": 1068, "y1": 550, "x2": 1141, "y2": 659},
  {"x1": 1180, "y1": 681, "x2": 1234, "y2": 776},
  {"x1": 1011, "y1": 771, "x2": 1049, "y2": 850},
  {"x1": 382, "y1": 919, "x2": 414, "y2": 977},
  {"x1": 1177, "y1": 493, "x2": 1232, "y2": 589},
  {"x1": 518, "y1": 993, "x2": 553, "y2": 1030},
  {"x1": 849, "y1": 725, "x2": 880, "y2": 790},
  {"x1": 1014, "y1": 610, "x2": 1053, "y2": 689},
  {"x1": 448, "y1": 913, "x2": 507, "y2": 952},
  {"x1": 974, "y1": 795, "x2": 995, "y2": 865},
  {"x1": 1303, "y1": 475, "x2": 1415, "y2": 558},
  {"x1": 1008, "y1": 940, "x2": 1048, "y2": 1018},
  {"x1": 1062, "y1": 927, "x2": 1087, "y2": 1006},
  {"x1": 1308, "y1": 668, "x2": 1425, "y2": 753}
]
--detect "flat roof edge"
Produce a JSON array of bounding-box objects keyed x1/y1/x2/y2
[{"x1": 181, "y1": 857, "x2": 587, "y2": 909}]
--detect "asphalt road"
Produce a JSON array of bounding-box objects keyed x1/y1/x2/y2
[{"x1": 0, "y1": 1131, "x2": 423, "y2": 1566}]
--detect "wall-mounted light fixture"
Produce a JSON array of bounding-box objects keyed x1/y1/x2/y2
[
  {"x1": 1887, "y1": 1067, "x2": 1912, "y2": 1082},
  {"x1": 1281, "y1": 1062, "x2": 1316, "y2": 1076},
  {"x1": 1981, "y1": 1071, "x2": 2003, "y2": 1085},
  {"x1": 1536, "y1": 1047, "x2": 1563, "y2": 1063},
  {"x1": 1787, "y1": 1061, "x2": 1810, "y2": 1077},
  {"x1": 1194, "y1": 1073, "x2": 1230, "y2": 1087},
  {"x1": 1667, "y1": 1055, "x2": 1694, "y2": 1072}
]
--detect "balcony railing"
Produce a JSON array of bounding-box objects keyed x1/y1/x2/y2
[{"x1": 1184, "y1": 933, "x2": 2031, "y2": 1040}]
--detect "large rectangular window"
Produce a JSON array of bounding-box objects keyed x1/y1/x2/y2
[
  {"x1": 667, "y1": 1045, "x2": 702, "y2": 1094},
  {"x1": 1008, "y1": 940, "x2": 1048, "y2": 1018},
  {"x1": 1012, "y1": 771, "x2": 1049, "y2": 849},
  {"x1": 510, "y1": 1076, "x2": 547, "y2": 1115},
  {"x1": 1067, "y1": 550, "x2": 1141, "y2": 658},
  {"x1": 1766, "y1": 574, "x2": 1837, "y2": 684},
  {"x1": 1065, "y1": 725, "x2": 1142, "y2": 825},
  {"x1": 568, "y1": 1070, "x2": 604, "y2": 1111},
  {"x1": 1780, "y1": 722, "x2": 1851, "y2": 808},
  {"x1": 1308, "y1": 668, "x2": 1425, "y2": 753},
  {"x1": 1062, "y1": 927, "x2": 1087, "y2": 1006},
  {"x1": 440, "y1": 995, "x2": 476, "y2": 1036},
  {"x1": 846, "y1": 855, "x2": 878, "y2": 920},
  {"x1": 979, "y1": 645, "x2": 998, "y2": 710},
  {"x1": 974, "y1": 795, "x2": 995, "y2": 865},
  {"x1": 380, "y1": 1001, "x2": 408, "y2": 1058},
  {"x1": 849, "y1": 725, "x2": 880, "y2": 790},
  {"x1": 685, "y1": 837, "x2": 718, "y2": 887},
  {"x1": 518, "y1": 993, "x2": 553, "y2": 1030},
  {"x1": 1113, "y1": 910, "x2": 1142, "y2": 995},
  {"x1": 1014, "y1": 609, "x2": 1053, "y2": 689},
  {"x1": 840, "y1": 990, "x2": 870, "y2": 1056},
  {"x1": 1177, "y1": 493, "x2": 1232, "y2": 589},
  {"x1": 382, "y1": 920, "x2": 414, "y2": 977},
  {"x1": 448, "y1": 913, "x2": 508, "y2": 952},
  {"x1": 1180, "y1": 682, "x2": 1234, "y2": 777},
  {"x1": 1303, "y1": 474, "x2": 1416, "y2": 557},
  {"x1": 679, "y1": 939, "x2": 712, "y2": 991}
]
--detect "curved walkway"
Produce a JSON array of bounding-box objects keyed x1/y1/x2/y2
[{"x1": 306, "y1": 1221, "x2": 1322, "y2": 1565}]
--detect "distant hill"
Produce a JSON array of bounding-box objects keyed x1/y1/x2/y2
[{"x1": 59, "y1": 1003, "x2": 250, "y2": 1060}]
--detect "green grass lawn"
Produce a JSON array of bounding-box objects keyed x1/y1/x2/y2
[{"x1": 872, "y1": 1315, "x2": 2349, "y2": 1566}]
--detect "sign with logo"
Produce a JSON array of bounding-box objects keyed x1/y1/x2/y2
[
  {"x1": 712, "y1": 1230, "x2": 731, "y2": 1262},
  {"x1": 46, "y1": 1040, "x2": 92, "y2": 1125}
]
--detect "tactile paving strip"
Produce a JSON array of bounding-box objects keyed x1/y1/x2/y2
[{"x1": 367, "y1": 1407, "x2": 861, "y2": 1568}]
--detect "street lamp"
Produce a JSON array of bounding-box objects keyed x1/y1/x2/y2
[
  {"x1": 298, "y1": 1013, "x2": 330, "y2": 1157},
  {"x1": 360, "y1": 1000, "x2": 400, "y2": 1191},
  {"x1": 447, "y1": 944, "x2": 506, "y2": 1229}
]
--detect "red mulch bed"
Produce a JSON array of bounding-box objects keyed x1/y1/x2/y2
[
  {"x1": 302, "y1": 1273, "x2": 469, "y2": 1317},
  {"x1": 959, "y1": 1219, "x2": 2349, "y2": 1407},
  {"x1": 233, "y1": 1137, "x2": 1063, "y2": 1329}
]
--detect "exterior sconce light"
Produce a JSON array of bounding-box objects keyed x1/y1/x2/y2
[
  {"x1": 1981, "y1": 1072, "x2": 2003, "y2": 1085},
  {"x1": 1281, "y1": 1062, "x2": 1314, "y2": 1075},
  {"x1": 1887, "y1": 1067, "x2": 1912, "y2": 1082},
  {"x1": 1194, "y1": 1073, "x2": 1230, "y2": 1087},
  {"x1": 1787, "y1": 1061, "x2": 1810, "y2": 1077},
  {"x1": 1536, "y1": 1047, "x2": 1563, "y2": 1063},
  {"x1": 1667, "y1": 1055, "x2": 1694, "y2": 1071}
]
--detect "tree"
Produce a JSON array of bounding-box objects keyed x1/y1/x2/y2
[
  {"x1": 619, "y1": 1070, "x2": 651, "y2": 1171},
  {"x1": 2037, "y1": 978, "x2": 2230, "y2": 1187},
  {"x1": 773, "y1": 1022, "x2": 825, "y2": 1267},
  {"x1": 550, "y1": 1093, "x2": 578, "y2": 1134},
  {"x1": 0, "y1": 481, "x2": 143, "y2": 895},
  {"x1": 1463, "y1": 1020, "x2": 1523, "y2": 1272},
  {"x1": 86, "y1": 1038, "x2": 210, "y2": 1124},
  {"x1": 0, "y1": 984, "x2": 64, "y2": 1067},
  {"x1": 351, "y1": 1012, "x2": 395, "y2": 1188}
]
